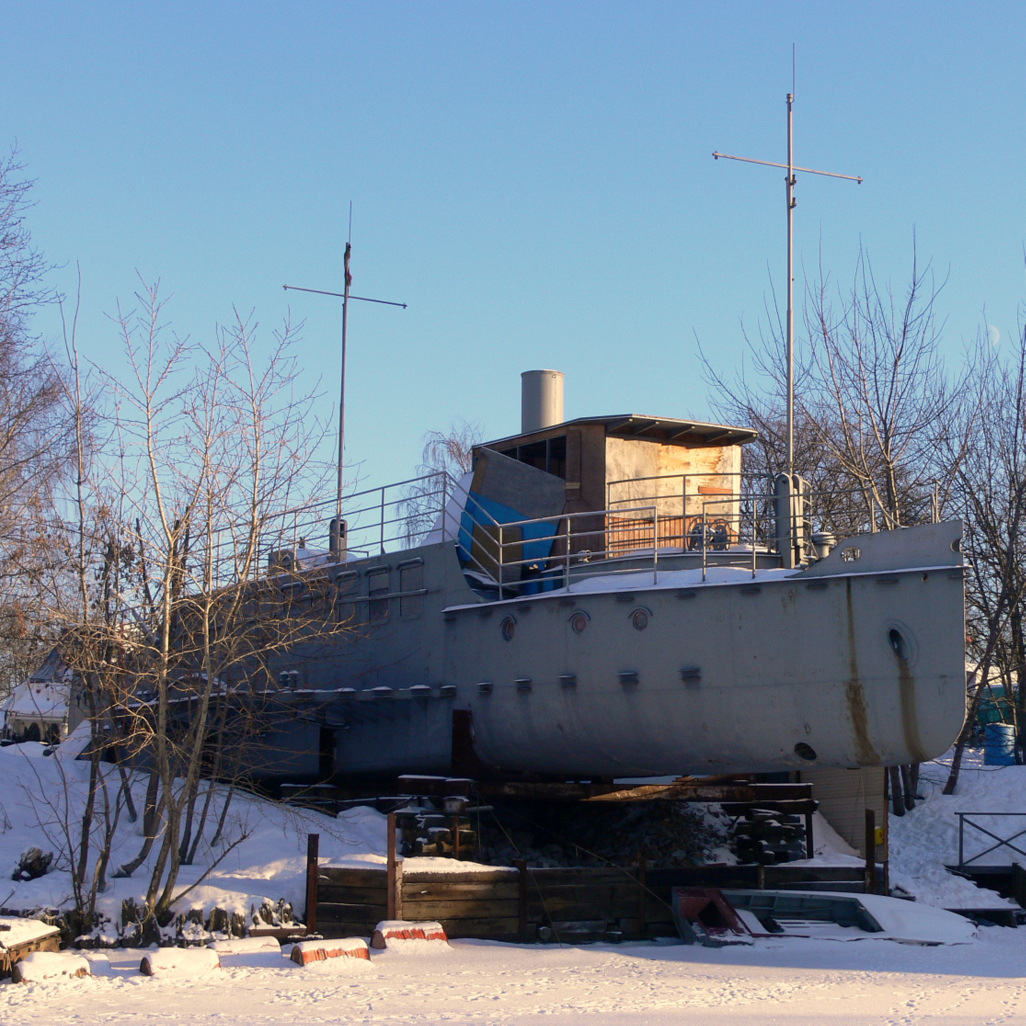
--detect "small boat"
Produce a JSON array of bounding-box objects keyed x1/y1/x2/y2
[{"x1": 250, "y1": 370, "x2": 966, "y2": 784}]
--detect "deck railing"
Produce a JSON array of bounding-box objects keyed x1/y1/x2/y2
[{"x1": 198, "y1": 469, "x2": 943, "y2": 597}]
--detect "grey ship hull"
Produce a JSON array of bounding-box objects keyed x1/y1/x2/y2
[{"x1": 262, "y1": 520, "x2": 965, "y2": 782}]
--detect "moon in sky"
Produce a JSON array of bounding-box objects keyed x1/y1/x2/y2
[{"x1": 988, "y1": 324, "x2": 1001, "y2": 346}]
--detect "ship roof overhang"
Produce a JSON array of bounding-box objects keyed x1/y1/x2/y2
[{"x1": 482, "y1": 414, "x2": 757, "y2": 450}]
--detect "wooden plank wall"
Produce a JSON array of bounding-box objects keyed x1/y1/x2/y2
[
  {"x1": 798, "y1": 767, "x2": 888, "y2": 859},
  {"x1": 316, "y1": 862, "x2": 870, "y2": 941}
]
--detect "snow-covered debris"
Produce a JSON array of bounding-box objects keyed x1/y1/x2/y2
[
  {"x1": 0, "y1": 916, "x2": 60, "y2": 950},
  {"x1": 370, "y1": 920, "x2": 448, "y2": 948},
  {"x1": 290, "y1": 937, "x2": 371, "y2": 965},
  {"x1": 11, "y1": 951, "x2": 90, "y2": 983},
  {"x1": 857, "y1": 892, "x2": 977, "y2": 945},
  {"x1": 139, "y1": 947, "x2": 221, "y2": 976},
  {"x1": 207, "y1": 936, "x2": 281, "y2": 954}
]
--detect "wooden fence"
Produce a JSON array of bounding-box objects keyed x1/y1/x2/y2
[{"x1": 313, "y1": 860, "x2": 873, "y2": 942}]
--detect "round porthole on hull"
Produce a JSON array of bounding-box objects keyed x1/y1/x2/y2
[
  {"x1": 794, "y1": 742, "x2": 817, "y2": 762},
  {"x1": 630, "y1": 608, "x2": 650, "y2": 631},
  {"x1": 569, "y1": 610, "x2": 590, "y2": 634},
  {"x1": 884, "y1": 620, "x2": 919, "y2": 666}
]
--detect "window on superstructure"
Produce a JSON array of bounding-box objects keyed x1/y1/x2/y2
[
  {"x1": 367, "y1": 567, "x2": 390, "y2": 623},
  {"x1": 334, "y1": 570, "x2": 358, "y2": 624},
  {"x1": 399, "y1": 560, "x2": 424, "y2": 619}
]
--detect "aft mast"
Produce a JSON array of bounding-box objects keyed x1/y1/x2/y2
[
  {"x1": 284, "y1": 209, "x2": 407, "y2": 557},
  {"x1": 712, "y1": 63, "x2": 861, "y2": 563}
]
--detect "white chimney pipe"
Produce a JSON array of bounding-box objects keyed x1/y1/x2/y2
[{"x1": 521, "y1": 370, "x2": 564, "y2": 434}]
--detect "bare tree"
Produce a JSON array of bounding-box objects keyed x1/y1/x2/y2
[
  {"x1": 401, "y1": 418, "x2": 480, "y2": 545},
  {"x1": 802, "y1": 245, "x2": 960, "y2": 529},
  {"x1": 43, "y1": 282, "x2": 346, "y2": 932},
  {"x1": 703, "y1": 243, "x2": 962, "y2": 811},
  {"x1": 704, "y1": 243, "x2": 959, "y2": 536},
  {"x1": 941, "y1": 326, "x2": 1026, "y2": 793},
  {"x1": 0, "y1": 150, "x2": 77, "y2": 691}
]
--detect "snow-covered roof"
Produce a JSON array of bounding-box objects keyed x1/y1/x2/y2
[{"x1": 3, "y1": 679, "x2": 70, "y2": 720}]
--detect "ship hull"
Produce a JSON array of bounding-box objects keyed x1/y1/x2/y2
[
  {"x1": 265, "y1": 520, "x2": 966, "y2": 782},
  {"x1": 450, "y1": 538, "x2": 965, "y2": 776}
]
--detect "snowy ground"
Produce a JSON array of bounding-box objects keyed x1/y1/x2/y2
[
  {"x1": 1, "y1": 743, "x2": 1025, "y2": 1023},
  {"x1": 3, "y1": 931, "x2": 1026, "y2": 1025}
]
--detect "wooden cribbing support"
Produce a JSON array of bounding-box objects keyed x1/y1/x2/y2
[
  {"x1": 306, "y1": 833, "x2": 319, "y2": 934},
  {"x1": 865, "y1": 809, "x2": 877, "y2": 894},
  {"x1": 516, "y1": 859, "x2": 529, "y2": 942},
  {"x1": 386, "y1": 813, "x2": 404, "y2": 921},
  {"x1": 636, "y1": 855, "x2": 646, "y2": 940}
]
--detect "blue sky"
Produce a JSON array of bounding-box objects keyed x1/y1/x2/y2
[{"x1": 6, "y1": 1, "x2": 1026, "y2": 493}]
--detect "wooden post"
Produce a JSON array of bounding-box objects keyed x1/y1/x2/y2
[
  {"x1": 394, "y1": 856, "x2": 404, "y2": 922},
  {"x1": 305, "y1": 833, "x2": 319, "y2": 935},
  {"x1": 865, "y1": 809, "x2": 877, "y2": 894},
  {"x1": 516, "y1": 859, "x2": 529, "y2": 942},
  {"x1": 804, "y1": 809, "x2": 815, "y2": 858},
  {"x1": 635, "y1": 855, "x2": 647, "y2": 941},
  {"x1": 386, "y1": 813, "x2": 397, "y2": 920},
  {"x1": 1013, "y1": 863, "x2": 1026, "y2": 909}
]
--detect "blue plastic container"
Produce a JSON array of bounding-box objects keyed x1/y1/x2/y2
[{"x1": 983, "y1": 723, "x2": 1017, "y2": 766}]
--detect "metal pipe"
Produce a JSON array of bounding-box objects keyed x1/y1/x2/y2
[{"x1": 786, "y1": 94, "x2": 795, "y2": 480}]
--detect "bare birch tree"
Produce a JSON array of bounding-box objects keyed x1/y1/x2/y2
[
  {"x1": 401, "y1": 418, "x2": 480, "y2": 544},
  {"x1": 0, "y1": 150, "x2": 77, "y2": 690},
  {"x1": 45, "y1": 282, "x2": 346, "y2": 932},
  {"x1": 941, "y1": 326, "x2": 1026, "y2": 792}
]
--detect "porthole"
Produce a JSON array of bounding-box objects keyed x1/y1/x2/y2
[
  {"x1": 794, "y1": 742, "x2": 817, "y2": 762},
  {"x1": 569, "y1": 610, "x2": 590, "y2": 635},
  {"x1": 841, "y1": 547, "x2": 861, "y2": 563},
  {"x1": 889, "y1": 627, "x2": 908, "y2": 660},
  {"x1": 500, "y1": 615, "x2": 516, "y2": 642},
  {"x1": 885, "y1": 620, "x2": 919, "y2": 666},
  {"x1": 631, "y1": 607, "x2": 650, "y2": 631}
]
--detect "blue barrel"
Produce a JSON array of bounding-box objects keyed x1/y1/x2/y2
[{"x1": 984, "y1": 723, "x2": 1017, "y2": 766}]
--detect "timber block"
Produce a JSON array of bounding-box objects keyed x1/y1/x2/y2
[
  {"x1": 290, "y1": 938, "x2": 370, "y2": 964},
  {"x1": 371, "y1": 920, "x2": 448, "y2": 948}
]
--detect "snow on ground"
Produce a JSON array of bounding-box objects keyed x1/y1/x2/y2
[
  {"x1": 889, "y1": 748, "x2": 1026, "y2": 909},
  {"x1": 0, "y1": 740, "x2": 386, "y2": 925},
  {"x1": 3, "y1": 932, "x2": 1026, "y2": 1025},
  {"x1": 2, "y1": 744, "x2": 1026, "y2": 1023}
]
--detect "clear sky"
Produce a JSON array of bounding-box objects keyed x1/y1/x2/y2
[{"x1": 6, "y1": 1, "x2": 1026, "y2": 495}]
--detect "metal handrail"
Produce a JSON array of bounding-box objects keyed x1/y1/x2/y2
[
  {"x1": 200, "y1": 467, "x2": 947, "y2": 597},
  {"x1": 956, "y1": 812, "x2": 1026, "y2": 868}
]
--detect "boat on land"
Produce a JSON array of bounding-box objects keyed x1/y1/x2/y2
[{"x1": 245, "y1": 370, "x2": 966, "y2": 785}]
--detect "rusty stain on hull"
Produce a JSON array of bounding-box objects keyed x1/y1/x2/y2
[
  {"x1": 845, "y1": 580, "x2": 880, "y2": 764},
  {"x1": 895, "y1": 650, "x2": 929, "y2": 764}
]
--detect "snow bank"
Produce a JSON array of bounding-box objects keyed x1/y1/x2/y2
[
  {"x1": 0, "y1": 742, "x2": 389, "y2": 933},
  {"x1": 207, "y1": 936, "x2": 281, "y2": 954},
  {"x1": 11, "y1": 951, "x2": 90, "y2": 983},
  {"x1": 889, "y1": 751, "x2": 1024, "y2": 908},
  {"x1": 139, "y1": 947, "x2": 221, "y2": 976}
]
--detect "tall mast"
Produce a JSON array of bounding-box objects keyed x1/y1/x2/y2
[
  {"x1": 714, "y1": 89, "x2": 862, "y2": 478},
  {"x1": 285, "y1": 217, "x2": 406, "y2": 555}
]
